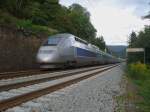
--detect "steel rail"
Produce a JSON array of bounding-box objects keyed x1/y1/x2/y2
[
  {"x1": 0, "y1": 65, "x2": 113, "y2": 80},
  {"x1": 0, "y1": 65, "x2": 111, "y2": 92},
  {"x1": 0, "y1": 64, "x2": 119, "y2": 111},
  {"x1": 0, "y1": 70, "x2": 48, "y2": 80}
]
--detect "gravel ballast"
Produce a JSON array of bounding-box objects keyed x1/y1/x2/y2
[{"x1": 7, "y1": 64, "x2": 125, "y2": 112}]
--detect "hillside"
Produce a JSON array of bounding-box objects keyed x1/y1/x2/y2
[
  {"x1": 107, "y1": 45, "x2": 127, "y2": 58},
  {"x1": 0, "y1": 1, "x2": 106, "y2": 71},
  {"x1": 0, "y1": 1, "x2": 106, "y2": 50}
]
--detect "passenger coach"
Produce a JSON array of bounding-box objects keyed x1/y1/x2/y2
[{"x1": 36, "y1": 33, "x2": 119, "y2": 68}]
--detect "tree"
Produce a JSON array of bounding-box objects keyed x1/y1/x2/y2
[
  {"x1": 144, "y1": 5, "x2": 150, "y2": 19},
  {"x1": 0, "y1": 1, "x2": 106, "y2": 50},
  {"x1": 4, "y1": 0, "x2": 31, "y2": 18},
  {"x1": 134, "y1": 26, "x2": 150, "y2": 48},
  {"x1": 69, "y1": 4, "x2": 90, "y2": 19},
  {"x1": 131, "y1": 3, "x2": 150, "y2": 48},
  {"x1": 90, "y1": 36, "x2": 105, "y2": 50},
  {"x1": 128, "y1": 31, "x2": 137, "y2": 47},
  {"x1": 95, "y1": 36, "x2": 105, "y2": 50},
  {"x1": 144, "y1": 14, "x2": 150, "y2": 19},
  {"x1": 68, "y1": 4, "x2": 96, "y2": 41}
]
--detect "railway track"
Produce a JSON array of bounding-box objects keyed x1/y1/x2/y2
[
  {"x1": 0, "y1": 65, "x2": 110, "y2": 80},
  {"x1": 0, "y1": 64, "x2": 119, "y2": 111},
  {"x1": 0, "y1": 69, "x2": 61, "y2": 80},
  {"x1": 0, "y1": 65, "x2": 111, "y2": 92}
]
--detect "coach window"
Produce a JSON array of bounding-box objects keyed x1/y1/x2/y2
[{"x1": 75, "y1": 37, "x2": 88, "y2": 45}]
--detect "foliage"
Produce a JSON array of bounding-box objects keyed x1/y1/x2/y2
[
  {"x1": 0, "y1": 0, "x2": 32, "y2": 18},
  {"x1": 127, "y1": 63, "x2": 150, "y2": 111},
  {"x1": 128, "y1": 4, "x2": 150, "y2": 49},
  {"x1": 134, "y1": 26, "x2": 150, "y2": 48},
  {"x1": 16, "y1": 19, "x2": 32, "y2": 29},
  {"x1": 16, "y1": 19, "x2": 58, "y2": 35},
  {"x1": 128, "y1": 26, "x2": 150, "y2": 48},
  {"x1": 128, "y1": 31, "x2": 137, "y2": 47},
  {"x1": 31, "y1": 25, "x2": 58, "y2": 35},
  {"x1": 144, "y1": 9, "x2": 150, "y2": 19},
  {"x1": 67, "y1": 4, "x2": 97, "y2": 45},
  {"x1": 0, "y1": 11, "x2": 18, "y2": 26},
  {"x1": 91, "y1": 36, "x2": 106, "y2": 51},
  {"x1": 128, "y1": 62, "x2": 149, "y2": 80},
  {"x1": 128, "y1": 26, "x2": 150, "y2": 64},
  {"x1": 127, "y1": 8, "x2": 150, "y2": 111},
  {"x1": 0, "y1": 1, "x2": 106, "y2": 50}
]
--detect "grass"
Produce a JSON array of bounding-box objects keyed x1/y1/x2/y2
[
  {"x1": 115, "y1": 75, "x2": 139, "y2": 112},
  {"x1": 115, "y1": 95, "x2": 126, "y2": 112},
  {"x1": 127, "y1": 62, "x2": 150, "y2": 112},
  {"x1": 0, "y1": 10, "x2": 58, "y2": 36},
  {"x1": 16, "y1": 19, "x2": 58, "y2": 36}
]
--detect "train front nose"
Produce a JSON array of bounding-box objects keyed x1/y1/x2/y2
[{"x1": 37, "y1": 49, "x2": 60, "y2": 63}]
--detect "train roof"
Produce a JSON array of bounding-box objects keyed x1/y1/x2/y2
[
  {"x1": 48, "y1": 33, "x2": 73, "y2": 38},
  {"x1": 75, "y1": 36, "x2": 88, "y2": 44},
  {"x1": 47, "y1": 33, "x2": 118, "y2": 59}
]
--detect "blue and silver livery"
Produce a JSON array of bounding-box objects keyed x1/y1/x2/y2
[{"x1": 36, "y1": 33, "x2": 120, "y2": 68}]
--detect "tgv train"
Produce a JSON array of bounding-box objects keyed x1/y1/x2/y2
[{"x1": 36, "y1": 33, "x2": 120, "y2": 68}]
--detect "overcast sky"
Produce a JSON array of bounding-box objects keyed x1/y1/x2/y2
[{"x1": 60, "y1": 0, "x2": 150, "y2": 45}]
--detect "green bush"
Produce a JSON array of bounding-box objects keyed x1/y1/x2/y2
[
  {"x1": 128, "y1": 62, "x2": 150, "y2": 80},
  {"x1": 16, "y1": 19, "x2": 32, "y2": 29},
  {"x1": 0, "y1": 10, "x2": 18, "y2": 25},
  {"x1": 31, "y1": 24, "x2": 58, "y2": 35},
  {"x1": 127, "y1": 63, "x2": 150, "y2": 112},
  {"x1": 16, "y1": 19, "x2": 58, "y2": 35},
  {"x1": 138, "y1": 80, "x2": 150, "y2": 112}
]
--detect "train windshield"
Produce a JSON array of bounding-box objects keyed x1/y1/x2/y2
[{"x1": 43, "y1": 37, "x2": 62, "y2": 46}]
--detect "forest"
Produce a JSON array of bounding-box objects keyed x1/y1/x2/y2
[
  {"x1": 128, "y1": 26, "x2": 150, "y2": 64},
  {"x1": 0, "y1": 0, "x2": 106, "y2": 71},
  {"x1": 128, "y1": 10, "x2": 150, "y2": 49},
  {"x1": 0, "y1": 0, "x2": 105, "y2": 50},
  {"x1": 129, "y1": 26, "x2": 150, "y2": 49}
]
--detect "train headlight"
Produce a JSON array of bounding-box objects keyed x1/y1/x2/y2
[{"x1": 42, "y1": 57, "x2": 50, "y2": 62}]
